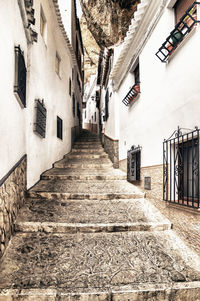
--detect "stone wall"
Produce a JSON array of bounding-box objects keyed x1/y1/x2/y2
[
  {"x1": 119, "y1": 159, "x2": 163, "y2": 200},
  {"x1": 103, "y1": 134, "x2": 119, "y2": 168},
  {"x1": 0, "y1": 155, "x2": 27, "y2": 258}
]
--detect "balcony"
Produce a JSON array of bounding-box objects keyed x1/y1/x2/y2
[
  {"x1": 122, "y1": 83, "x2": 140, "y2": 106},
  {"x1": 156, "y1": 2, "x2": 200, "y2": 63}
]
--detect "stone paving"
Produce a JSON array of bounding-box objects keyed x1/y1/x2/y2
[{"x1": 1, "y1": 130, "x2": 200, "y2": 300}]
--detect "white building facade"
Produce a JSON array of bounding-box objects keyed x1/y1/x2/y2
[
  {"x1": 102, "y1": 0, "x2": 200, "y2": 207},
  {"x1": 0, "y1": 0, "x2": 83, "y2": 257}
]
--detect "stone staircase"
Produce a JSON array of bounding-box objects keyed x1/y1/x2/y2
[{"x1": 1, "y1": 130, "x2": 200, "y2": 300}]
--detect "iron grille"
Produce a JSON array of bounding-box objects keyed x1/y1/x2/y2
[
  {"x1": 14, "y1": 46, "x2": 27, "y2": 107},
  {"x1": 57, "y1": 116, "x2": 63, "y2": 140},
  {"x1": 105, "y1": 90, "x2": 109, "y2": 121},
  {"x1": 163, "y1": 127, "x2": 200, "y2": 208},
  {"x1": 156, "y1": 2, "x2": 200, "y2": 63},
  {"x1": 34, "y1": 99, "x2": 47, "y2": 138},
  {"x1": 72, "y1": 94, "x2": 75, "y2": 116},
  {"x1": 122, "y1": 84, "x2": 140, "y2": 106},
  {"x1": 127, "y1": 145, "x2": 141, "y2": 182}
]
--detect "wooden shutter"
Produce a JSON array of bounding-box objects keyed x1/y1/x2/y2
[{"x1": 174, "y1": 0, "x2": 194, "y2": 23}]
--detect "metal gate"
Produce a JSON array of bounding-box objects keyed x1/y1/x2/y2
[
  {"x1": 127, "y1": 145, "x2": 141, "y2": 182},
  {"x1": 163, "y1": 127, "x2": 200, "y2": 208}
]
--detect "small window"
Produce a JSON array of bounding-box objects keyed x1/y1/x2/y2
[
  {"x1": 94, "y1": 112, "x2": 96, "y2": 122},
  {"x1": 34, "y1": 99, "x2": 47, "y2": 138},
  {"x1": 72, "y1": 93, "x2": 75, "y2": 116},
  {"x1": 55, "y1": 52, "x2": 61, "y2": 76},
  {"x1": 14, "y1": 46, "x2": 27, "y2": 108},
  {"x1": 133, "y1": 63, "x2": 140, "y2": 85},
  {"x1": 40, "y1": 7, "x2": 47, "y2": 41},
  {"x1": 174, "y1": 0, "x2": 195, "y2": 24},
  {"x1": 57, "y1": 116, "x2": 63, "y2": 140},
  {"x1": 69, "y1": 78, "x2": 71, "y2": 96}
]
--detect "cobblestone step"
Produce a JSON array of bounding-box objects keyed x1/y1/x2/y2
[
  {"x1": 41, "y1": 168, "x2": 126, "y2": 180},
  {"x1": 15, "y1": 198, "x2": 171, "y2": 233},
  {"x1": 72, "y1": 148, "x2": 105, "y2": 153},
  {"x1": 65, "y1": 153, "x2": 108, "y2": 159},
  {"x1": 28, "y1": 179, "x2": 144, "y2": 200},
  {"x1": 54, "y1": 158, "x2": 113, "y2": 169},
  {"x1": 1, "y1": 231, "x2": 200, "y2": 300}
]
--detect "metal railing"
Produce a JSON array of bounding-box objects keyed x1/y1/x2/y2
[
  {"x1": 122, "y1": 83, "x2": 140, "y2": 106},
  {"x1": 163, "y1": 127, "x2": 200, "y2": 208},
  {"x1": 156, "y1": 2, "x2": 200, "y2": 63}
]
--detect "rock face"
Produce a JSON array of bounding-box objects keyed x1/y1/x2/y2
[
  {"x1": 80, "y1": 0, "x2": 139, "y2": 48},
  {"x1": 80, "y1": 0, "x2": 139, "y2": 82}
]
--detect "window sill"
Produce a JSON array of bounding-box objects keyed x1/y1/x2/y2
[{"x1": 167, "y1": 25, "x2": 197, "y2": 63}]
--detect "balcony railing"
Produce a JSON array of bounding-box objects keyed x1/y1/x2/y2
[
  {"x1": 122, "y1": 83, "x2": 140, "y2": 106},
  {"x1": 156, "y1": 2, "x2": 200, "y2": 63}
]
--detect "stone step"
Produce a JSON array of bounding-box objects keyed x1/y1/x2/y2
[
  {"x1": 72, "y1": 148, "x2": 105, "y2": 153},
  {"x1": 41, "y1": 168, "x2": 126, "y2": 180},
  {"x1": 73, "y1": 144, "x2": 104, "y2": 149},
  {"x1": 15, "y1": 198, "x2": 171, "y2": 233},
  {"x1": 1, "y1": 231, "x2": 200, "y2": 300},
  {"x1": 65, "y1": 153, "x2": 108, "y2": 159},
  {"x1": 28, "y1": 179, "x2": 144, "y2": 200},
  {"x1": 74, "y1": 141, "x2": 101, "y2": 146},
  {"x1": 54, "y1": 158, "x2": 113, "y2": 169}
]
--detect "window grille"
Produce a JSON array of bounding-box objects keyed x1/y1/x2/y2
[
  {"x1": 14, "y1": 46, "x2": 27, "y2": 108},
  {"x1": 163, "y1": 127, "x2": 200, "y2": 208},
  {"x1": 34, "y1": 99, "x2": 47, "y2": 138},
  {"x1": 105, "y1": 90, "x2": 109, "y2": 121},
  {"x1": 156, "y1": 2, "x2": 200, "y2": 63},
  {"x1": 72, "y1": 94, "x2": 75, "y2": 116},
  {"x1": 57, "y1": 116, "x2": 63, "y2": 140},
  {"x1": 127, "y1": 146, "x2": 141, "y2": 182},
  {"x1": 122, "y1": 83, "x2": 140, "y2": 106}
]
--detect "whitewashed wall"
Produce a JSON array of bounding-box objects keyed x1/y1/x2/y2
[
  {"x1": 0, "y1": 1, "x2": 27, "y2": 180},
  {"x1": 26, "y1": 0, "x2": 74, "y2": 188},
  {"x1": 116, "y1": 6, "x2": 200, "y2": 168}
]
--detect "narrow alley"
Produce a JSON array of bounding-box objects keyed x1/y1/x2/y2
[{"x1": 1, "y1": 130, "x2": 200, "y2": 300}]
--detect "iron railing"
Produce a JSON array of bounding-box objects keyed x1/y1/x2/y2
[
  {"x1": 127, "y1": 145, "x2": 141, "y2": 182},
  {"x1": 34, "y1": 99, "x2": 47, "y2": 138},
  {"x1": 156, "y1": 2, "x2": 200, "y2": 63},
  {"x1": 122, "y1": 83, "x2": 140, "y2": 106},
  {"x1": 163, "y1": 127, "x2": 200, "y2": 208}
]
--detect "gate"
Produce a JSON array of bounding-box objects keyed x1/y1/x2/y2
[
  {"x1": 163, "y1": 127, "x2": 200, "y2": 208},
  {"x1": 127, "y1": 145, "x2": 141, "y2": 182}
]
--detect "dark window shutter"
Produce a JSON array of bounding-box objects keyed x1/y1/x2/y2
[
  {"x1": 35, "y1": 99, "x2": 47, "y2": 138},
  {"x1": 14, "y1": 46, "x2": 27, "y2": 107},
  {"x1": 57, "y1": 116, "x2": 63, "y2": 140}
]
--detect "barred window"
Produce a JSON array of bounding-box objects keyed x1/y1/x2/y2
[
  {"x1": 14, "y1": 46, "x2": 26, "y2": 108},
  {"x1": 34, "y1": 99, "x2": 47, "y2": 138},
  {"x1": 57, "y1": 116, "x2": 63, "y2": 140}
]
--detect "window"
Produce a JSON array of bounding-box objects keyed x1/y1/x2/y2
[
  {"x1": 156, "y1": 1, "x2": 198, "y2": 62},
  {"x1": 69, "y1": 78, "x2": 71, "y2": 96},
  {"x1": 57, "y1": 116, "x2": 63, "y2": 140},
  {"x1": 105, "y1": 90, "x2": 109, "y2": 121},
  {"x1": 94, "y1": 112, "x2": 96, "y2": 122},
  {"x1": 55, "y1": 52, "x2": 61, "y2": 76},
  {"x1": 127, "y1": 146, "x2": 141, "y2": 182},
  {"x1": 133, "y1": 63, "x2": 140, "y2": 85},
  {"x1": 40, "y1": 7, "x2": 47, "y2": 41},
  {"x1": 163, "y1": 127, "x2": 200, "y2": 208},
  {"x1": 72, "y1": 93, "x2": 75, "y2": 116},
  {"x1": 14, "y1": 46, "x2": 27, "y2": 108},
  {"x1": 34, "y1": 99, "x2": 47, "y2": 138},
  {"x1": 174, "y1": 0, "x2": 195, "y2": 24}
]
